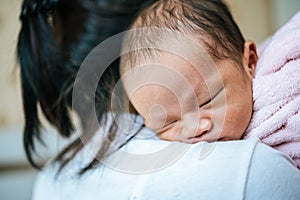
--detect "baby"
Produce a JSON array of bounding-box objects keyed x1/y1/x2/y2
[{"x1": 120, "y1": 0, "x2": 300, "y2": 168}]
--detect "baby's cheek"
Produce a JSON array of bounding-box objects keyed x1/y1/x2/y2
[
  {"x1": 145, "y1": 104, "x2": 168, "y2": 131},
  {"x1": 222, "y1": 108, "x2": 250, "y2": 140}
]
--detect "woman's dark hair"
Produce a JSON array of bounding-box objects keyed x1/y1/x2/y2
[{"x1": 17, "y1": 0, "x2": 151, "y2": 174}]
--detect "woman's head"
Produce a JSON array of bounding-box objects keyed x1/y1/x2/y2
[{"x1": 18, "y1": 0, "x2": 148, "y2": 173}]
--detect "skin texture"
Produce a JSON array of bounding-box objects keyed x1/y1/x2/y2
[{"x1": 123, "y1": 41, "x2": 258, "y2": 143}]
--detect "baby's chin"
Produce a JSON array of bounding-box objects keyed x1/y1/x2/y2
[{"x1": 207, "y1": 127, "x2": 247, "y2": 143}]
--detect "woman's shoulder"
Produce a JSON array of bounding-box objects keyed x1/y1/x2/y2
[{"x1": 32, "y1": 135, "x2": 300, "y2": 200}]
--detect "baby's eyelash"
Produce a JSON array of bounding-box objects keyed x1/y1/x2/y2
[
  {"x1": 199, "y1": 87, "x2": 224, "y2": 108},
  {"x1": 199, "y1": 97, "x2": 212, "y2": 108},
  {"x1": 164, "y1": 120, "x2": 178, "y2": 128}
]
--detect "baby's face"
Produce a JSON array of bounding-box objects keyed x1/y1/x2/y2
[{"x1": 123, "y1": 52, "x2": 255, "y2": 143}]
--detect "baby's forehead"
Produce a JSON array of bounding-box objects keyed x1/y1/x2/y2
[
  {"x1": 125, "y1": 53, "x2": 200, "y2": 81},
  {"x1": 123, "y1": 54, "x2": 212, "y2": 99},
  {"x1": 139, "y1": 52, "x2": 219, "y2": 79}
]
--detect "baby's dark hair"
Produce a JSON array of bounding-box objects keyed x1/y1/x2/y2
[
  {"x1": 122, "y1": 0, "x2": 246, "y2": 71},
  {"x1": 17, "y1": 0, "x2": 148, "y2": 174}
]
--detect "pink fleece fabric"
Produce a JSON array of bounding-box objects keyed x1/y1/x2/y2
[{"x1": 243, "y1": 11, "x2": 300, "y2": 169}]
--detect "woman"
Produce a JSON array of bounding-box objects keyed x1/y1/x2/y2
[{"x1": 17, "y1": 0, "x2": 300, "y2": 199}]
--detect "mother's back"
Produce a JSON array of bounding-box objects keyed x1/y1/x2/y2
[{"x1": 33, "y1": 134, "x2": 300, "y2": 200}]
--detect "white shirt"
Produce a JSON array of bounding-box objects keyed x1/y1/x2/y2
[{"x1": 32, "y1": 128, "x2": 300, "y2": 200}]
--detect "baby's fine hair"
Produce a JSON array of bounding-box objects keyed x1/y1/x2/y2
[{"x1": 122, "y1": 0, "x2": 245, "y2": 71}]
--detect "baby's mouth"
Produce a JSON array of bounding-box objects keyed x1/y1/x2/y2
[{"x1": 190, "y1": 130, "x2": 209, "y2": 143}]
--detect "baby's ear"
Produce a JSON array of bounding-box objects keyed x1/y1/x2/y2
[{"x1": 243, "y1": 41, "x2": 258, "y2": 78}]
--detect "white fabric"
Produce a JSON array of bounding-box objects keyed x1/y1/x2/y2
[{"x1": 32, "y1": 129, "x2": 300, "y2": 200}]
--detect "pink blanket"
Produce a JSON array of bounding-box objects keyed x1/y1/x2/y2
[{"x1": 243, "y1": 11, "x2": 300, "y2": 169}]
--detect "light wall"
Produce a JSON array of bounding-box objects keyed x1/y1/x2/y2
[
  {"x1": 0, "y1": 0, "x2": 23, "y2": 128},
  {"x1": 225, "y1": 0, "x2": 272, "y2": 43},
  {"x1": 272, "y1": 0, "x2": 300, "y2": 30},
  {"x1": 226, "y1": 0, "x2": 300, "y2": 43}
]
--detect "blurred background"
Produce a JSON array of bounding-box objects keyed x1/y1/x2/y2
[{"x1": 0, "y1": 0, "x2": 299, "y2": 199}]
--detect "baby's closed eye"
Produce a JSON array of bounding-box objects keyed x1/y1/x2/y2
[{"x1": 199, "y1": 87, "x2": 224, "y2": 109}]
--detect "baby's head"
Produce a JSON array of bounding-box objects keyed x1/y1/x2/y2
[{"x1": 120, "y1": 0, "x2": 258, "y2": 143}]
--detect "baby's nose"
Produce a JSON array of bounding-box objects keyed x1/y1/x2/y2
[
  {"x1": 181, "y1": 113, "x2": 212, "y2": 139},
  {"x1": 197, "y1": 118, "x2": 212, "y2": 135}
]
